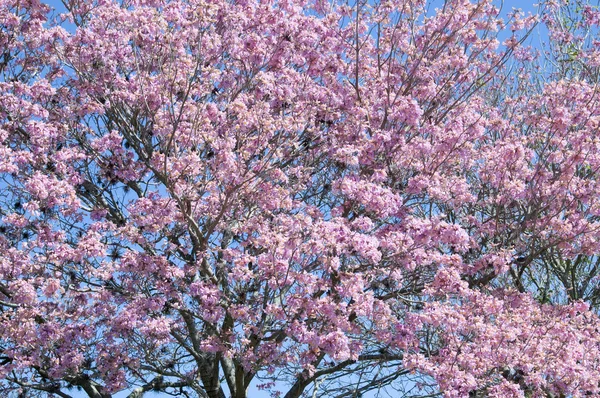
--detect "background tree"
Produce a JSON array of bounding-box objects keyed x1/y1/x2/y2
[{"x1": 2, "y1": 0, "x2": 600, "y2": 397}]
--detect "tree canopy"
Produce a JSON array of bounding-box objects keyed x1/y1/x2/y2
[{"x1": 2, "y1": 0, "x2": 600, "y2": 397}]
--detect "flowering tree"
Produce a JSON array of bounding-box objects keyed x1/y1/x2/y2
[{"x1": 3, "y1": 0, "x2": 600, "y2": 397}]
